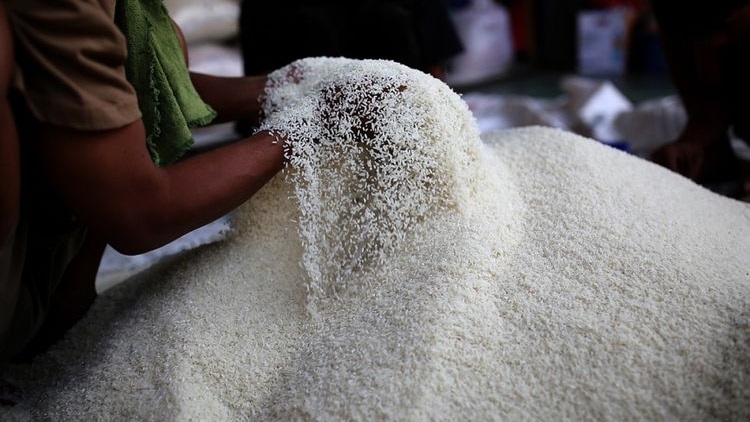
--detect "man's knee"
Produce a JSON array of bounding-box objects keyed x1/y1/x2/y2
[
  {"x1": 0, "y1": 3, "x2": 12, "y2": 88},
  {"x1": 0, "y1": 2, "x2": 20, "y2": 243}
]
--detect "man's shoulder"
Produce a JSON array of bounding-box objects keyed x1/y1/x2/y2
[{"x1": 6, "y1": 0, "x2": 141, "y2": 131}]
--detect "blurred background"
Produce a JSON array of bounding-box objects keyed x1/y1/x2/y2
[
  {"x1": 98, "y1": 0, "x2": 750, "y2": 288},
  {"x1": 173, "y1": 0, "x2": 683, "y2": 158}
]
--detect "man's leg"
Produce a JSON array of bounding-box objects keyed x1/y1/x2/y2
[
  {"x1": 13, "y1": 233, "x2": 105, "y2": 361},
  {"x1": 648, "y1": 0, "x2": 744, "y2": 184},
  {"x1": 0, "y1": 2, "x2": 19, "y2": 244}
]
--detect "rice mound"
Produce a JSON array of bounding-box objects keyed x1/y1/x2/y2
[
  {"x1": 2, "y1": 58, "x2": 749, "y2": 422},
  {"x1": 259, "y1": 57, "x2": 488, "y2": 309}
]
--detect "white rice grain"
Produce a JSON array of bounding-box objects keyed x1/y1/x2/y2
[{"x1": 2, "y1": 58, "x2": 749, "y2": 422}]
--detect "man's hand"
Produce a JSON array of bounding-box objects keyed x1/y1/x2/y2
[
  {"x1": 650, "y1": 140, "x2": 708, "y2": 181},
  {"x1": 37, "y1": 119, "x2": 285, "y2": 255},
  {"x1": 650, "y1": 133, "x2": 740, "y2": 183},
  {"x1": 190, "y1": 72, "x2": 268, "y2": 126},
  {"x1": 319, "y1": 79, "x2": 407, "y2": 141}
]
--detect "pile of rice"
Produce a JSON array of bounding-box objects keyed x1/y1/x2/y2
[{"x1": 2, "y1": 58, "x2": 749, "y2": 421}]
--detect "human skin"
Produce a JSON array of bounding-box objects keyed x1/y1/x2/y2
[
  {"x1": 0, "y1": 2, "x2": 22, "y2": 353},
  {"x1": 33, "y1": 24, "x2": 286, "y2": 257},
  {"x1": 650, "y1": 4, "x2": 750, "y2": 191},
  {"x1": 4, "y1": 16, "x2": 288, "y2": 359},
  {"x1": 0, "y1": 2, "x2": 19, "y2": 244}
]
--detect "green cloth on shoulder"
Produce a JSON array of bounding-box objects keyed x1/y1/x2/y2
[{"x1": 115, "y1": 0, "x2": 217, "y2": 167}]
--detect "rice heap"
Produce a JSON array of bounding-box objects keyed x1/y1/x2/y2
[
  {"x1": 1, "y1": 58, "x2": 749, "y2": 422},
  {"x1": 259, "y1": 57, "x2": 487, "y2": 309}
]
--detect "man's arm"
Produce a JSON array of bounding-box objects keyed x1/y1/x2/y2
[
  {"x1": 0, "y1": 2, "x2": 19, "y2": 242},
  {"x1": 37, "y1": 120, "x2": 285, "y2": 255},
  {"x1": 190, "y1": 72, "x2": 268, "y2": 126},
  {"x1": 172, "y1": 17, "x2": 268, "y2": 127}
]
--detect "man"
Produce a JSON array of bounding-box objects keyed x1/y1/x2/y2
[
  {"x1": 239, "y1": 0, "x2": 463, "y2": 78},
  {"x1": 649, "y1": 1, "x2": 750, "y2": 196},
  {"x1": 0, "y1": 0, "x2": 292, "y2": 361}
]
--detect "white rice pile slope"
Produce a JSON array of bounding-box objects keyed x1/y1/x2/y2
[
  {"x1": 2, "y1": 58, "x2": 749, "y2": 422},
  {"x1": 259, "y1": 57, "x2": 491, "y2": 311}
]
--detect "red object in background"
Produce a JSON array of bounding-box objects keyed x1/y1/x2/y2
[{"x1": 508, "y1": 0, "x2": 528, "y2": 56}]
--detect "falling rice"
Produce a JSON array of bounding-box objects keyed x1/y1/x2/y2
[{"x1": 2, "y1": 57, "x2": 749, "y2": 422}]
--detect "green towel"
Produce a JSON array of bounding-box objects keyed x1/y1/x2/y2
[{"x1": 115, "y1": 0, "x2": 217, "y2": 167}]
